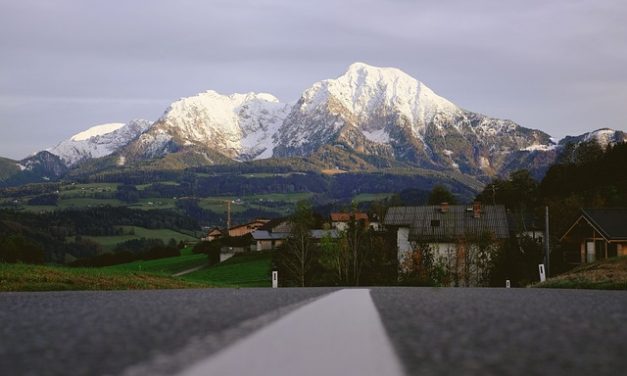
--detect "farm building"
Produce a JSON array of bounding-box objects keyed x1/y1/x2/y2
[
  {"x1": 384, "y1": 203, "x2": 509, "y2": 286},
  {"x1": 330, "y1": 212, "x2": 369, "y2": 231},
  {"x1": 227, "y1": 219, "x2": 270, "y2": 237},
  {"x1": 201, "y1": 227, "x2": 224, "y2": 242},
  {"x1": 252, "y1": 218, "x2": 292, "y2": 251},
  {"x1": 560, "y1": 208, "x2": 627, "y2": 264}
]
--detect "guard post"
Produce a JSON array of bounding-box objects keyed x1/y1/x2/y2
[{"x1": 538, "y1": 264, "x2": 546, "y2": 282}]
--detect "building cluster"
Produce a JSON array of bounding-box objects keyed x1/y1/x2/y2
[
  {"x1": 201, "y1": 212, "x2": 376, "y2": 253},
  {"x1": 200, "y1": 203, "x2": 627, "y2": 274}
]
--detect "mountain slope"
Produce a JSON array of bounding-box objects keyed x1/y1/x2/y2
[
  {"x1": 274, "y1": 62, "x2": 553, "y2": 176},
  {"x1": 0, "y1": 157, "x2": 21, "y2": 181},
  {"x1": 121, "y1": 91, "x2": 291, "y2": 165},
  {"x1": 559, "y1": 128, "x2": 627, "y2": 148},
  {"x1": 49, "y1": 119, "x2": 152, "y2": 166},
  {"x1": 19, "y1": 62, "x2": 625, "y2": 188}
]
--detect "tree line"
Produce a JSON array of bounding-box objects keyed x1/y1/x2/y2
[
  {"x1": 476, "y1": 140, "x2": 627, "y2": 284},
  {"x1": 0, "y1": 207, "x2": 199, "y2": 264}
]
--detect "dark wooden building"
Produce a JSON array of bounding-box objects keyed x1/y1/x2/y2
[{"x1": 560, "y1": 208, "x2": 627, "y2": 264}]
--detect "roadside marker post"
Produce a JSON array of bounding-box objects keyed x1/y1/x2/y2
[
  {"x1": 272, "y1": 271, "x2": 278, "y2": 288},
  {"x1": 538, "y1": 264, "x2": 546, "y2": 282},
  {"x1": 505, "y1": 280, "x2": 511, "y2": 288}
]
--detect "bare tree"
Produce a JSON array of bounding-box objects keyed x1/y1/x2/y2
[{"x1": 282, "y1": 201, "x2": 316, "y2": 287}]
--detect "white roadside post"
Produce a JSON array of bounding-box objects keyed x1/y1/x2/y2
[
  {"x1": 272, "y1": 271, "x2": 278, "y2": 288},
  {"x1": 538, "y1": 264, "x2": 546, "y2": 282},
  {"x1": 505, "y1": 280, "x2": 511, "y2": 288}
]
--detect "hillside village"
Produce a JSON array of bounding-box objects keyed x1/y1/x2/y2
[
  {"x1": 1, "y1": 138, "x2": 626, "y2": 289},
  {"x1": 188, "y1": 196, "x2": 627, "y2": 288}
]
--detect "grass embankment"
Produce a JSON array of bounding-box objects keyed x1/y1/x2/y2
[
  {"x1": 533, "y1": 256, "x2": 627, "y2": 290},
  {"x1": 1, "y1": 250, "x2": 274, "y2": 291},
  {"x1": 181, "y1": 251, "x2": 274, "y2": 287},
  {"x1": 0, "y1": 263, "x2": 210, "y2": 292},
  {"x1": 105, "y1": 248, "x2": 208, "y2": 275},
  {"x1": 80, "y1": 226, "x2": 198, "y2": 251}
]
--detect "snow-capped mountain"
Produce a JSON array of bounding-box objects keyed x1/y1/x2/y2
[
  {"x1": 123, "y1": 91, "x2": 290, "y2": 162},
  {"x1": 559, "y1": 128, "x2": 627, "y2": 148},
  {"x1": 274, "y1": 62, "x2": 553, "y2": 175},
  {"x1": 19, "y1": 62, "x2": 625, "y2": 183},
  {"x1": 49, "y1": 119, "x2": 151, "y2": 166}
]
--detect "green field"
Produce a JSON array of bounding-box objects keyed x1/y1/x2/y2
[
  {"x1": 197, "y1": 198, "x2": 247, "y2": 213},
  {"x1": 0, "y1": 250, "x2": 275, "y2": 291},
  {"x1": 245, "y1": 192, "x2": 313, "y2": 201},
  {"x1": 181, "y1": 252, "x2": 274, "y2": 287},
  {"x1": 20, "y1": 189, "x2": 313, "y2": 217},
  {"x1": 352, "y1": 192, "x2": 394, "y2": 203},
  {"x1": 59, "y1": 183, "x2": 119, "y2": 198},
  {"x1": 194, "y1": 192, "x2": 314, "y2": 216},
  {"x1": 136, "y1": 181, "x2": 180, "y2": 190},
  {"x1": 128, "y1": 198, "x2": 177, "y2": 210},
  {"x1": 105, "y1": 248, "x2": 208, "y2": 275},
  {"x1": 0, "y1": 263, "x2": 210, "y2": 292},
  {"x1": 81, "y1": 226, "x2": 199, "y2": 252},
  {"x1": 23, "y1": 197, "x2": 124, "y2": 212}
]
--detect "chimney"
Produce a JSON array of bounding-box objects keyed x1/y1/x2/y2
[
  {"x1": 440, "y1": 202, "x2": 449, "y2": 213},
  {"x1": 473, "y1": 201, "x2": 481, "y2": 218}
]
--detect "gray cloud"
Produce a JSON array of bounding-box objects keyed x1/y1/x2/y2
[{"x1": 1, "y1": 0, "x2": 626, "y2": 159}]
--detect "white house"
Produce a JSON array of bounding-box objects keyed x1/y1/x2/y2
[{"x1": 384, "y1": 203, "x2": 510, "y2": 286}]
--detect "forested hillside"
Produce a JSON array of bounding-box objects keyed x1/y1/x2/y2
[{"x1": 476, "y1": 140, "x2": 627, "y2": 283}]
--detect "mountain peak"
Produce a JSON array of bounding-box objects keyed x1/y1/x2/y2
[
  {"x1": 144, "y1": 89, "x2": 290, "y2": 161},
  {"x1": 49, "y1": 119, "x2": 151, "y2": 166},
  {"x1": 190, "y1": 90, "x2": 280, "y2": 104},
  {"x1": 292, "y1": 62, "x2": 460, "y2": 140},
  {"x1": 559, "y1": 127, "x2": 627, "y2": 148},
  {"x1": 70, "y1": 123, "x2": 126, "y2": 141},
  {"x1": 343, "y1": 62, "x2": 415, "y2": 82}
]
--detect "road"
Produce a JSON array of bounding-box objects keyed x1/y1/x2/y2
[{"x1": 1, "y1": 287, "x2": 626, "y2": 375}]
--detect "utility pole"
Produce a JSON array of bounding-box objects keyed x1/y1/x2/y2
[
  {"x1": 225, "y1": 200, "x2": 231, "y2": 233},
  {"x1": 544, "y1": 206, "x2": 550, "y2": 277}
]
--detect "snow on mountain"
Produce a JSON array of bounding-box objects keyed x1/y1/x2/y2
[
  {"x1": 129, "y1": 90, "x2": 291, "y2": 161},
  {"x1": 304, "y1": 62, "x2": 459, "y2": 137},
  {"x1": 582, "y1": 128, "x2": 627, "y2": 146},
  {"x1": 559, "y1": 128, "x2": 627, "y2": 149},
  {"x1": 49, "y1": 119, "x2": 152, "y2": 166},
  {"x1": 274, "y1": 62, "x2": 553, "y2": 175},
  {"x1": 523, "y1": 144, "x2": 558, "y2": 152},
  {"x1": 70, "y1": 123, "x2": 126, "y2": 141},
  {"x1": 276, "y1": 62, "x2": 462, "y2": 152},
  {"x1": 38, "y1": 62, "x2": 623, "y2": 179}
]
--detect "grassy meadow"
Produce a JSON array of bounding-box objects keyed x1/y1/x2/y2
[
  {"x1": 0, "y1": 263, "x2": 210, "y2": 292},
  {"x1": 78, "y1": 226, "x2": 199, "y2": 252},
  {"x1": 1, "y1": 250, "x2": 275, "y2": 291},
  {"x1": 181, "y1": 252, "x2": 274, "y2": 287},
  {"x1": 533, "y1": 256, "x2": 627, "y2": 290},
  {"x1": 104, "y1": 248, "x2": 208, "y2": 275}
]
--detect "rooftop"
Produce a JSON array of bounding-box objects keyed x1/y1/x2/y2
[
  {"x1": 580, "y1": 208, "x2": 627, "y2": 240},
  {"x1": 330, "y1": 212, "x2": 369, "y2": 222},
  {"x1": 384, "y1": 205, "x2": 509, "y2": 241}
]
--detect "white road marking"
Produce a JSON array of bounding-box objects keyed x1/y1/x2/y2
[{"x1": 177, "y1": 289, "x2": 405, "y2": 376}]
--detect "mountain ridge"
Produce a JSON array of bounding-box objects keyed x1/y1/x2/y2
[{"x1": 4, "y1": 63, "x2": 626, "y2": 187}]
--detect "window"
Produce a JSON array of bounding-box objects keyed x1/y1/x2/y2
[{"x1": 608, "y1": 243, "x2": 618, "y2": 258}]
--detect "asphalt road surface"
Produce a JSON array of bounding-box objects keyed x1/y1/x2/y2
[{"x1": 1, "y1": 287, "x2": 626, "y2": 375}]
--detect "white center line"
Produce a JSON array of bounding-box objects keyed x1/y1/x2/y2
[{"x1": 177, "y1": 289, "x2": 405, "y2": 376}]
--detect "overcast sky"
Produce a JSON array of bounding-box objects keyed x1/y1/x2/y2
[{"x1": 1, "y1": 0, "x2": 626, "y2": 159}]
